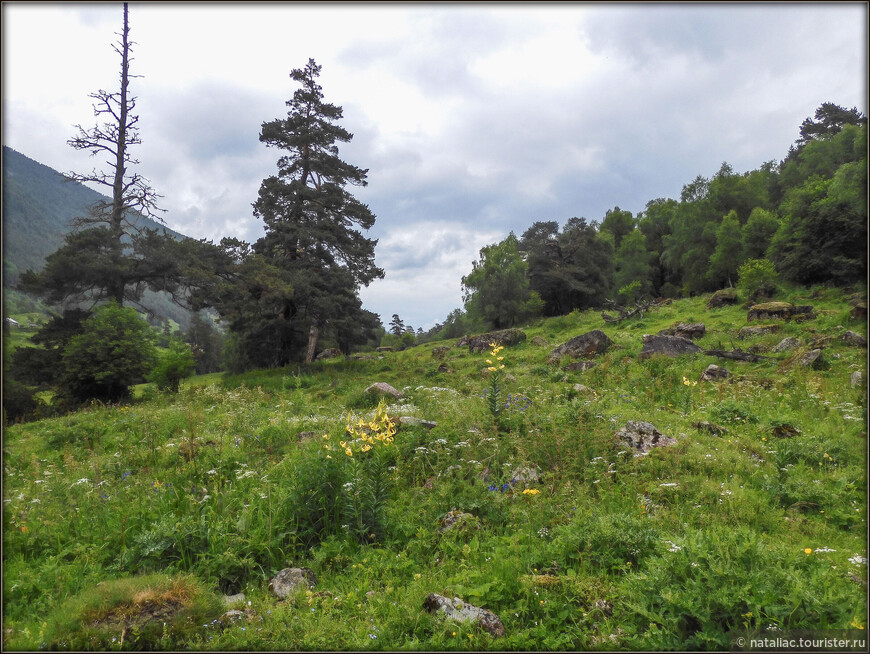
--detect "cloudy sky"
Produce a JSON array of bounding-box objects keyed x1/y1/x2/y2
[{"x1": 2, "y1": 2, "x2": 867, "y2": 330}]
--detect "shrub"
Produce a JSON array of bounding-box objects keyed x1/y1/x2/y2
[
  {"x1": 737, "y1": 258, "x2": 780, "y2": 302},
  {"x1": 60, "y1": 302, "x2": 158, "y2": 403},
  {"x1": 149, "y1": 338, "x2": 196, "y2": 393}
]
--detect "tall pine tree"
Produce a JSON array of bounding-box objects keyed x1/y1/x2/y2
[{"x1": 253, "y1": 59, "x2": 383, "y2": 362}]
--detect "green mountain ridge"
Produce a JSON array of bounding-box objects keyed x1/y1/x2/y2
[{"x1": 2, "y1": 146, "x2": 195, "y2": 328}]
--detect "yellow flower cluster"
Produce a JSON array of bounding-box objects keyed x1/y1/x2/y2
[
  {"x1": 682, "y1": 376, "x2": 698, "y2": 387},
  {"x1": 522, "y1": 488, "x2": 541, "y2": 496},
  {"x1": 486, "y1": 342, "x2": 506, "y2": 373},
  {"x1": 323, "y1": 399, "x2": 396, "y2": 457}
]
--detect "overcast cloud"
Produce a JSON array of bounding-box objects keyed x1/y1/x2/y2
[{"x1": 2, "y1": 2, "x2": 867, "y2": 330}]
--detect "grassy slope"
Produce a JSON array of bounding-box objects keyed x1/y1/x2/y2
[{"x1": 2, "y1": 287, "x2": 867, "y2": 650}]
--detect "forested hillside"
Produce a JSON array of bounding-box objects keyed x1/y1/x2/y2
[{"x1": 416, "y1": 103, "x2": 867, "y2": 343}]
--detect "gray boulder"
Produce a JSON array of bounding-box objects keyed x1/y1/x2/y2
[
  {"x1": 316, "y1": 348, "x2": 342, "y2": 360},
  {"x1": 707, "y1": 288, "x2": 738, "y2": 308},
  {"x1": 438, "y1": 509, "x2": 480, "y2": 534},
  {"x1": 747, "y1": 302, "x2": 813, "y2": 322},
  {"x1": 772, "y1": 337, "x2": 802, "y2": 353},
  {"x1": 738, "y1": 325, "x2": 781, "y2": 339},
  {"x1": 615, "y1": 421, "x2": 677, "y2": 453},
  {"x1": 268, "y1": 568, "x2": 317, "y2": 599},
  {"x1": 700, "y1": 364, "x2": 729, "y2": 381},
  {"x1": 638, "y1": 334, "x2": 701, "y2": 360},
  {"x1": 659, "y1": 322, "x2": 706, "y2": 340},
  {"x1": 850, "y1": 371, "x2": 864, "y2": 387},
  {"x1": 423, "y1": 593, "x2": 506, "y2": 637},
  {"x1": 797, "y1": 349, "x2": 824, "y2": 369},
  {"x1": 549, "y1": 330, "x2": 613, "y2": 363},
  {"x1": 842, "y1": 331, "x2": 867, "y2": 347},
  {"x1": 365, "y1": 382, "x2": 402, "y2": 399},
  {"x1": 461, "y1": 329, "x2": 527, "y2": 353}
]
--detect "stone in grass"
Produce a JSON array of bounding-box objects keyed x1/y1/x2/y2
[
  {"x1": 615, "y1": 421, "x2": 677, "y2": 454},
  {"x1": 422, "y1": 593, "x2": 506, "y2": 637},
  {"x1": 268, "y1": 568, "x2": 317, "y2": 599},
  {"x1": 842, "y1": 331, "x2": 867, "y2": 347},
  {"x1": 638, "y1": 334, "x2": 701, "y2": 360},
  {"x1": 316, "y1": 348, "x2": 342, "y2": 360},
  {"x1": 658, "y1": 322, "x2": 706, "y2": 340},
  {"x1": 851, "y1": 371, "x2": 864, "y2": 387},
  {"x1": 223, "y1": 592, "x2": 246, "y2": 606},
  {"x1": 797, "y1": 349, "x2": 824, "y2": 369},
  {"x1": 432, "y1": 345, "x2": 451, "y2": 359},
  {"x1": 438, "y1": 509, "x2": 480, "y2": 534},
  {"x1": 509, "y1": 465, "x2": 542, "y2": 487},
  {"x1": 364, "y1": 382, "x2": 402, "y2": 399},
  {"x1": 772, "y1": 337, "x2": 802, "y2": 353},
  {"x1": 700, "y1": 364, "x2": 729, "y2": 381},
  {"x1": 549, "y1": 330, "x2": 613, "y2": 363},
  {"x1": 707, "y1": 288, "x2": 738, "y2": 308},
  {"x1": 219, "y1": 609, "x2": 256, "y2": 626},
  {"x1": 738, "y1": 324, "x2": 781, "y2": 339}
]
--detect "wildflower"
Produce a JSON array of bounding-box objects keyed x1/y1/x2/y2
[
  {"x1": 804, "y1": 548, "x2": 813, "y2": 555},
  {"x1": 522, "y1": 488, "x2": 541, "y2": 496}
]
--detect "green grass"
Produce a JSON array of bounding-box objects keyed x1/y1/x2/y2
[{"x1": 2, "y1": 288, "x2": 867, "y2": 650}]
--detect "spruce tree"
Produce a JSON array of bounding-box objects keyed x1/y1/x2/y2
[{"x1": 253, "y1": 58, "x2": 383, "y2": 362}]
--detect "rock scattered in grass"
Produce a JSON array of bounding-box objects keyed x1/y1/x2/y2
[
  {"x1": 700, "y1": 364, "x2": 729, "y2": 381},
  {"x1": 638, "y1": 334, "x2": 701, "y2": 359},
  {"x1": 422, "y1": 593, "x2": 505, "y2": 637},
  {"x1": 615, "y1": 421, "x2": 677, "y2": 453},
  {"x1": 364, "y1": 382, "x2": 402, "y2": 399},
  {"x1": 268, "y1": 568, "x2": 316, "y2": 599},
  {"x1": 438, "y1": 509, "x2": 480, "y2": 534},
  {"x1": 773, "y1": 337, "x2": 802, "y2": 352},
  {"x1": 549, "y1": 330, "x2": 613, "y2": 363},
  {"x1": 841, "y1": 331, "x2": 867, "y2": 347}
]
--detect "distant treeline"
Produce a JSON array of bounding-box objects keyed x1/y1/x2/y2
[{"x1": 407, "y1": 102, "x2": 866, "y2": 343}]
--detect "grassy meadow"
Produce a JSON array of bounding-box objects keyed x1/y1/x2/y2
[{"x1": 2, "y1": 287, "x2": 867, "y2": 650}]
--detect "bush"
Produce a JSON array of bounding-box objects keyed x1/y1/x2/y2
[
  {"x1": 149, "y1": 338, "x2": 196, "y2": 393},
  {"x1": 737, "y1": 258, "x2": 779, "y2": 302},
  {"x1": 61, "y1": 302, "x2": 158, "y2": 403}
]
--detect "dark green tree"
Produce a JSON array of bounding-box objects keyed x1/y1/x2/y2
[
  {"x1": 462, "y1": 233, "x2": 543, "y2": 329},
  {"x1": 519, "y1": 218, "x2": 614, "y2": 315},
  {"x1": 389, "y1": 314, "x2": 405, "y2": 337},
  {"x1": 252, "y1": 58, "x2": 383, "y2": 363},
  {"x1": 600, "y1": 206, "x2": 635, "y2": 250},
  {"x1": 637, "y1": 198, "x2": 678, "y2": 296},
  {"x1": 796, "y1": 102, "x2": 867, "y2": 148},
  {"x1": 614, "y1": 229, "x2": 653, "y2": 299},
  {"x1": 707, "y1": 210, "x2": 744, "y2": 287},
  {"x1": 741, "y1": 208, "x2": 780, "y2": 261},
  {"x1": 184, "y1": 311, "x2": 224, "y2": 375}
]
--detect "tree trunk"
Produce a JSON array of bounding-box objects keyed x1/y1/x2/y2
[{"x1": 305, "y1": 322, "x2": 319, "y2": 363}]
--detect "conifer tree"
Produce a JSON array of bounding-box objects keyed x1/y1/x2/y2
[{"x1": 253, "y1": 58, "x2": 383, "y2": 362}]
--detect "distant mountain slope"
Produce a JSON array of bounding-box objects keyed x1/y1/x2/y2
[
  {"x1": 2, "y1": 146, "x2": 184, "y2": 282},
  {"x1": 2, "y1": 146, "x2": 195, "y2": 328}
]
